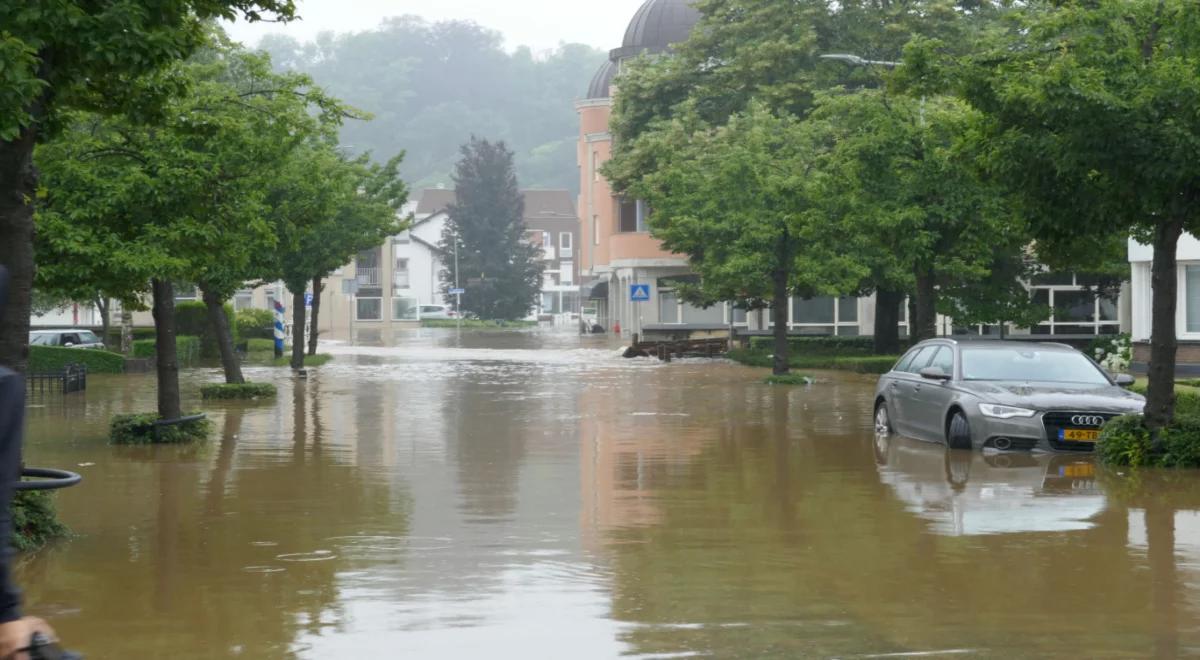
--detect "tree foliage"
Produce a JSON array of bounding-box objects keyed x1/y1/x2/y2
[
  {"x1": 439, "y1": 137, "x2": 543, "y2": 321},
  {"x1": 944, "y1": 0, "x2": 1200, "y2": 429},
  {"x1": 257, "y1": 17, "x2": 607, "y2": 192}
]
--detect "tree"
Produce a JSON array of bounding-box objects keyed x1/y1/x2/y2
[
  {"x1": 942, "y1": 0, "x2": 1200, "y2": 430},
  {"x1": 439, "y1": 137, "x2": 543, "y2": 321},
  {"x1": 0, "y1": 0, "x2": 296, "y2": 373},
  {"x1": 266, "y1": 145, "x2": 408, "y2": 369},
  {"x1": 808, "y1": 89, "x2": 1026, "y2": 343},
  {"x1": 608, "y1": 104, "x2": 865, "y2": 375}
]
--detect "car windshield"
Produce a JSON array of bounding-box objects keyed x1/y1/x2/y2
[
  {"x1": 961, "y1": 347, "x2": 1110, "y2": 385},
  {"x1": 78, "y1": 331, "x2": 100, "y2": 343}
]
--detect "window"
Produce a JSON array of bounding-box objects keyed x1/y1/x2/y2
[
  {"x1": 1030, "y1": 273, "x2": 1120, "y2": 335},
  {"x1": 560, "y1": 232, "x2": 573, "y2": 252},
  {"x1": 902, "y1": 347, "x2": 937, "y2": 373},
  {"x1": 560, "y1": 262, "x2": 574, "y2": 286},
  {"x1": 659, "y1": 291, "x2": 680, "y2": 324},
  {"x1": 682, "y1": 302, "x2": 723, "y2": 324},
  {"x1": 393, "y1": 231, "x2": 410, "y2": 244},
  {"x1": 356, "y1": 298, "x2": 382, "y2": 321},
  {"x1": 593, "y1": 215, "x2": 600, "y2": 246},
  {"x1": 1187, "y1": 266, "x2": 1200, "y2": 333},
  {"x1": 927, "y1": 346, "x2": 954, "y2": 375},
  {"x1": 791, "y1": 296, "x2": 860, "y2": 335},
  {"x1": 592, "y1": 151, "x2": 600, "y2": 182},
  {"x1": 618, "y1": 198, "x2": 638, "y2": 232},
  {"x1": 174, "y1": 285, "x2": 198, "y2": 302},
  {"x1": 730, "y1": 305, "x2": 748, "y2": 325},
  {"x1": 394, "y1": 258, "x2": 410, "y2": 289},
  {"x1": 894, "y1": 348, "x2": 921, "y2": 373},
  {"x1": 234, "y1": 290, "x2": 254, "y2": 311}
]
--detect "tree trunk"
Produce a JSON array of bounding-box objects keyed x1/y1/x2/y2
[
  {"x1": 308, "y1": 277, "x2": 323, "y2": 356},
  {"x1": 0, "y1": 126, "x2": 39, "y2": 373},
  {"x1": 202, "y1": 287, "x2": 244, "y2": 385},
  {"x1": 873, "y1": 289, "x2": 903, "y2": 355},
  {"x1": 291, "y1": 289, "x2": 306, "y2": 370},
  {"x1": 771, "y1": 270, "x2": 790, "y2": 376},
  {"x1": 95, "y1": 295, "x2": 111, "y2": 349},
  {"x1": 151, "y1": 279, "x2": 182, "y2": 421},
  {"x1": 1146, "y1": 219, "x2": 1184, "y2": 432},
  {"x1": 913, "y1": 265, "x2": 938, "y2": 342},
  {"x1": 121, "y1": 308, "x2": 134, "y2": 355}
]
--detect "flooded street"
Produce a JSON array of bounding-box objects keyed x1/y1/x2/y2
[{"x1": 16, "y1": 329, "x2": 1200, "y2": 658}]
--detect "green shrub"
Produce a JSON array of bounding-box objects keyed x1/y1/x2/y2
[
  {"x1": 1097, "y1": 415, "x2": 1153, "y2": 467},
  {"x1": 110, "y1": 412, "x2": 212, "y2": 444},
  {"x1": 11, "y1": 491, "x2": 68, "y2": 552},
  {"x1": 246, "y1": 338, "x2": 278, "y2": 352},
  {"x1": 176, "y1": 301, "x2": 237, "y2": 359},
  {"x1": 237, "y1": 308, "x2": 276, "y2": 340},
  {"x1": 747, "y1": 335, "x2": 879, "y2": 356},
  {"x1": 200, "y1": 382, "x2": 277, "y2": 400},
  {"x1": 1160, "y1": 415, "x2": 1200, "y2": 468},
  {"x1": 28, "y1": 346, "x2": 125, "y2": 374},
  {"x1": 765, "y1": 373, "x2": 814, "y2": 386},
  {"x1": 271, "y1": 354, "x2": 333, "y2": 367},
  {"x1": 132, "y1": 335, "x2": 200, "y2": 365}
]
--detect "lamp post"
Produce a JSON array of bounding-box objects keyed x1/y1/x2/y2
[
  {"x1": 820, "y1": 52, "x2": 924, "y2": 126},
  {"x1": 454, "y1": 229, "x2": 461, "y2": 332}
]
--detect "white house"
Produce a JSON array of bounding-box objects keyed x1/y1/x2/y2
[
  {"x1": 392, "y1": 189, "x2": 452, "y2": 311},
  {"x1": 1129, "y1": 233, "x2": 1200, "y2": 369}
]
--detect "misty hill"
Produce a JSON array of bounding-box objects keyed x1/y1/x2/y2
[{"x1": 256, "y1": 16, "x2": 606, "y2": 194}]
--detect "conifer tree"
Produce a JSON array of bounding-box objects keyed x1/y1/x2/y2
[{"x1": 440, "y1": 138, "x2": 544, "y2": 321}]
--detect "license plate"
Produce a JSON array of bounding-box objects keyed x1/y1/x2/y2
[
  {"x1": 1059, "y1": 463, "x2": 1096, "y2": 478},
  {"x1": 1059, "y1": 429, "x2": 1100, "y2": 442}
]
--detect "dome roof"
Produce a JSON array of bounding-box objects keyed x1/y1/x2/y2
[
  {"x1": 585, "y1": 59, "x2": 618, "y2": 99},
  {"x1": 610, "y1": 0, "x2": 701, "y2": 61}
]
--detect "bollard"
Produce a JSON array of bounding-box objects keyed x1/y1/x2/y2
[{"x1": 273, "y1": 299, "x2": 286, "y2": 359}]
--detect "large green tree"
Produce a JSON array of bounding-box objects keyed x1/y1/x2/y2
[
  {"x1": 439, "y1": 137, "x2": 544, "y2": 321},
  {"x1": 942, "y1": 0, "x2": 1200, "y2": 430},
  {"x1": 0, "y1": 0, "x2": 296, "y2": 373},
  {"x1": 266, "y1": 145, "x2": 408, "y2": 369},
  {"x1": 608, "y1": 104, "x2": 865, "y2": 375}
]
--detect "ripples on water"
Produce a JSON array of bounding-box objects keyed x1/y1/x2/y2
[{"x1": 14, "y1": 328, "x2": 1200, "y2": 658}]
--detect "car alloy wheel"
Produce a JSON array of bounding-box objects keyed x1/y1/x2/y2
[
  {"x1": 947, "y1": 411, "x2": 972, "y2": 450},
  {"x1": 874, "y1": 402, "x2": 892, "y2": 434}
]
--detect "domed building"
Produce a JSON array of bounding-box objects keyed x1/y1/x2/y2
[{"x1": 576, "y1": 0, "x2": 717, "y2": 338}]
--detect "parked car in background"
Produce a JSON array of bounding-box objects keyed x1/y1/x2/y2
[
  {"x1": 29, "y1": 329, "x2": 105, "y2": 349},
  {"x1": 420, "y1": 305, "x2": 458, "y2": 320},
  {"x1": 873, "y1": 339, "x2": 1144, "y2": 452}
]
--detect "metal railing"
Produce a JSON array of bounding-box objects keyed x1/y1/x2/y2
[
  {"x1": 356, "y1": 267, "x2": 381, "y2": 287},
  {"x1": 26, "y1": 363, "x2": 87, "y2": 395}
]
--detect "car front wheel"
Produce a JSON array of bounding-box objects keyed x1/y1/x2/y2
[
  {"x1": 874, "y1": 401, "x2": 892, "y2": 435},
  {"x1": 947, "y1": 411, "x2": 973, "y2": 450}
]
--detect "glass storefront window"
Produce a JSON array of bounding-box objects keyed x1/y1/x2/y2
[
  {"x1": 838, "y1": 297, "x2": 858, "y2": 323},
  {"x1": 1055, "y1": 291, "x2": 1095, "y2": 322},
  {"x1": 792, "y1": 297, "x2": 835, "y2": 324},
  {"x1": 659, "y1": 291, "x2": 680, "y2": 324},
  {"x1": 356, "y1": 298, "x2": 381, "y2": 321},
  {"x1": 392, "y1": 297, "x2": 418, "y2": 321},
  {"x1": 1188, "y1": 266, "x2": 1200, "y2": 333},
  {"x1": 682, "y1": 302, "x2": 723, "y2": 324}
]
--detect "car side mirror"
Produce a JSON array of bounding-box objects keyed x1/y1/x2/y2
[
  {"x1": 62, "y1": 342, "x2": 74, "y2": 347},
  {"x1": 920, "y1": 366, "x2": 951, "y2": 381},
  {"x1": 1115, "y1": 374, "x2": 1136, "y2": 387}
]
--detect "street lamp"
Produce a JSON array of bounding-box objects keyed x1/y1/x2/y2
[{"x1": 819, "y1": 53, "x2": 902, "y2": 69}]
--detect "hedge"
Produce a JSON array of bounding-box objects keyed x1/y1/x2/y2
[
  {"x1": 1098, "y1": 414, "x2": 1200, "y2": 469},
  {"x1": 177, "y1": 301, "x2": 238, "y2": 359},
  {"x1": 765, "y1": 373, "x2": 814, "y2": 386},
  {"x1": 110, "y1": 412, "x2": 212, "y2": 444},
  {"x1": 28, "y1": 346, "x2": 125, "y2": 374},
  {"x1": 747, "y1": 335, "x2": 880, "y2": 356},
  {"x1": 728, "y1": 349, "x2": 898, "y2": 374},
  {"x1": 200, "y1": 382, "x2": 277, "y2": 400},
  {"x1": 12, "y1": 491, "x2": 68, "y2": 552},
  {"x1": 237, "y1": 308, "x2": 275, "y2": 340},
  {"x1": 132, "y1": 335, "x2": 200, "y2": 365},
  {"x1": 105, "y1": 327, "x2": 157, "y2": 345}
]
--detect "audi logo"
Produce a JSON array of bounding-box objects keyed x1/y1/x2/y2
[{"x1": 1071, "y1": 415, "x2": 1106, "y2": 427}]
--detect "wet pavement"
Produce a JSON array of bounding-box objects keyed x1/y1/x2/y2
[{"x1": 17, "y1": 328, "x2": 1200, "y2": 658}]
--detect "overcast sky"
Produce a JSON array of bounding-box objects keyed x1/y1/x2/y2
[{"x1": 224, "y1": 0, "x2": 649, "y2": 53}]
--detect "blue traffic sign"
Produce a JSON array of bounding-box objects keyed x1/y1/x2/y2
[
  {"x1": 630, "y1": 284, "x2": 651, "y2": 302},
  {"x1": 304, "y1": 292, "x2": 313, "y2": 307}
]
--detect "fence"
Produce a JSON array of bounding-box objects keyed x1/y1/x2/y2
[{"x1": 26, "y1": 363, "x2": 87, "y2": 395}]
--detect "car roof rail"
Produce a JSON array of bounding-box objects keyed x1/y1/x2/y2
[{"x1": 1039, "y1": 342, "x2": 1074, "y2": 350}]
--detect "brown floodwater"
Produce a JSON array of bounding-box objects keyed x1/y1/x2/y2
[{"x1": 15, "y1": 328, "x2": 1200, "y2": 658}]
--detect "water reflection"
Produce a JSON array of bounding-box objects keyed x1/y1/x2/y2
[{"x1": 873, "y1": 435, "x2": 1106, "y2": 536}]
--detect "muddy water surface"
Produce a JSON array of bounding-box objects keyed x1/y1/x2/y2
[{"x1": 17, "y1": 329, "x2": 1200, "y2": 658}]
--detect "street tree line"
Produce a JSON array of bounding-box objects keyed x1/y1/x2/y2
[
  {"x1": 2, "y1": 6, "x2": 407, "y2": 423},
  {"x1": 606, "y1": 0, "x2": 1187, "y2": 432}
]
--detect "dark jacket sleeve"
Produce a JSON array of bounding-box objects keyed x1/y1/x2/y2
[{"x1": 0, "y1": 368, "x2": 24, "y2": 622}]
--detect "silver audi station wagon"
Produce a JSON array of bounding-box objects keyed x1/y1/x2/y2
[{"x1": 873, "y1": 339, "x2": 1145, "y2": 451}]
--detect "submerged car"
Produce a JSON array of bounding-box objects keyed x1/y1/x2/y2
[
  {"x1": 29, "y1": 329, "x2": 105, "y2": 349},
  {"x1": 873, "y1": 339, "x2": 1144, "y2": 452},
  {"x1": 419, "y1": 304, "x2": 458, "y2": 320}
]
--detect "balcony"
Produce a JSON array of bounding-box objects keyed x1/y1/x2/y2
[
  {"x1": 356, "y1": 267, "x2": 381, "y2": 287},
  {"x1": 609, "y1": 232, "x2": 681, "y2": 263}
]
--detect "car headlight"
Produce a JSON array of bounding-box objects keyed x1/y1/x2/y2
[{"x1": 978, "y1": 403, "x2": 1037, "y2": 419}]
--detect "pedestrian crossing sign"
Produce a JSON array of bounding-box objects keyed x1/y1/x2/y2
[{"x1": 630, "y1": 284, "x2": 651, "y2": 302}]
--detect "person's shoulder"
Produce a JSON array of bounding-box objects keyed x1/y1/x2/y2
[{"x1": 0, "y1": 367, "x2": 17, "y2": 387}]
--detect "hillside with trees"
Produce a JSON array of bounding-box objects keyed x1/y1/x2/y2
[{"x1": 257, "y1": 17, "x2": 607, "y2": 193}]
